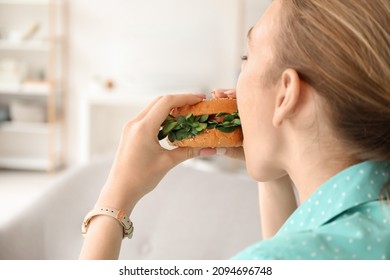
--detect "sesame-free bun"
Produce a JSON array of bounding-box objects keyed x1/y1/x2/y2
[
  {"x1": 168, "y1": 98, "x2": 243, "y2": 148},
  {"x1": 169, "y1": 127, "x2": 243, "y2": 148},
  {"x1": 171, "y1": 98, "x2": 238, "y2": 117}
]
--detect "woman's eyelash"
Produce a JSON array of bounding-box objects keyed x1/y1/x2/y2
[{"x1": 241, "y1": 55, "x2": 248, "y2": 61}]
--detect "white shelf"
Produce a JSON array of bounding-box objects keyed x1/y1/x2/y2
[
  {"x1": 0, "y1": 40, "x2": 50, "y2": 51},
  {"x1": 0, "y1": 0, "x2": 66, "y2": 172},
  {"x1": 0, "y1": 83, "x2": 50, "y2": 96},
  {"x1": 0, "y1": 157, "x2": 54, "y2": 171},
  {"x1": 0, "y1": 84, "x2": 19, "y2": 93},
  {"x1": 0, "y1": 121, "x2": 61, "y2": 171},
  {"x1": 0, "y1": 121, "x2": 50, "y2": 134},
  {"x1": 0, "y1": 0, "x2": 48, "y2": 5}
]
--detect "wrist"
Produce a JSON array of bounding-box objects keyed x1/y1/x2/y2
[
  {"x1": 96, "y1": 182, "x2": 143, "y2": 216},
  {"x1": 259, "y1": 175, "x2": 293, "y2": 190}
]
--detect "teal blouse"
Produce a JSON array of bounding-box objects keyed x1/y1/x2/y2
[{"x1": 233, "y1": 160, "x2": 390, "y2": 260}]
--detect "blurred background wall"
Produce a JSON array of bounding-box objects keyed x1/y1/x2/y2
[
  {"x1": 66, "y1": 0, "x2": 271, "y2": 164},
  {"x1": 0, "y1": 0, "x2": 271, "y2": 169}
]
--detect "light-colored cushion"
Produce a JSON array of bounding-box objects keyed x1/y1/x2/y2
[{"x1": 0, "y1": 157, "x2": 261, "y2": 259}]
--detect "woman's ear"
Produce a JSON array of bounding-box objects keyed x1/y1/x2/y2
[{"x1": 272, "y1": 69, "x2": 301, "y2": 127}]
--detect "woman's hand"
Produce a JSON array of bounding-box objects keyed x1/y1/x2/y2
[
  {"x1": 96, "y1": 94, "x2": 215, "y2": 214},
  {"x1": 211, "y1": 88, "x2": 237, "y2": 99},
  {"x1": 258, "y1": 176, "x2": 297, "y2": 239},
  {"x1": 81, "y1": 93, "x2": 219, "y2": 260},
  {"x1": 211, "y1": 88, "x2": 245, "y2": 161}
]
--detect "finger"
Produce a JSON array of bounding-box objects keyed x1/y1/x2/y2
[
  {"x1": 144, "y1": 94, "x2": 204, "y2": 131},
  {"x1": 211, "y1": 89, "x2": 236, "y2": 99},
  {"x1": 133, "y1": 93, "x2": 205, "y2": 123},
  {"x1": 218, "y1": 147, "x2": 245, "y2": 161},
  {"x1": 211, "y1": 89, "x2": 229, "y2": 98},
  {"x1": 224, "y1": 89, "x2": 237, "y2": 98},
  {"x1": 170, "y1": 146, "x2": 245, "y2": 164},
  {"x1": 199, "y1": 148, "x2": 217, "y2": 157},
  {"x1": 168, "y1": 147, "x2": 215, "y2": 166},
  {"x1": 169, "y1": 147, "x2": 199, "y2": 165},
  {"x1": 193, "y1": 93, "x2": 207, "y2": 99}
]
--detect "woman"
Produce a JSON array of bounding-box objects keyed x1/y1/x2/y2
[{"x1": 80, "y1": 0, "x2": 390, "y2": 259}]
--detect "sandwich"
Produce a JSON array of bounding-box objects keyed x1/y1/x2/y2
[{"x1": 158, "y1": 98, "x2": 243, "y2": 147}]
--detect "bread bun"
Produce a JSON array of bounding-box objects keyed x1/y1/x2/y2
[
  {"x1": 169, "y1": 127, "x2": 243, "y2": 148},
  {"x1": 167, "y1": 98, "x2": 243, "y2": 148},
  {"x1": 171, "y1": 98, "x2": 238, "y2": 117}
]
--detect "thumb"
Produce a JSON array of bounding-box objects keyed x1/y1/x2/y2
[
  {"x1": 168, "y1": 147, "x2": 216, "y2": 165},
  {"x1": 223, "y1": 147, "x2": 246, "y2": 161},
  {"x1": 168, "y1": 147, "x2": 245, "y2": 167}
]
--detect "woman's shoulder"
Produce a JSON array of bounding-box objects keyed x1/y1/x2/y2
[{"x1": 232, "y1": 212, "x2": 390, "y2": 260}]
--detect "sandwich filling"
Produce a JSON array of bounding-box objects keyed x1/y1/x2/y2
[{"x1": 158, "y1": 112, "x2": 241, "y2": 142}]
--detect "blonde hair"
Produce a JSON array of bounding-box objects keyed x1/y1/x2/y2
[{"x1": 271, "y1": 0, "x2": 390, "y2": 196}]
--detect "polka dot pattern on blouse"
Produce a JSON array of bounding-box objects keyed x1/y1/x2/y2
[{"x1": 232, "y1": 160, "x2": 390, "y2": 260}]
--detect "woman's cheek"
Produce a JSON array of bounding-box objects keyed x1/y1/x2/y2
[{"x1": 241, "y1": 119, "x2": 258, "y2": 172}]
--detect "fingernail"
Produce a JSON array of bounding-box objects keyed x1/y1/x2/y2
[
  {"x1": 199, "y1": 148, "x2": 215, "y2": 157},
  {"x1": 216, "y1": 148, "x2": 227, "y2": 156},
  {"x1": 193, "y1": 93, "x2": 206, "y2": 99}
]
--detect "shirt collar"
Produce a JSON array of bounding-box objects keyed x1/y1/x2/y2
[{"x1": 277, "y1": 160, "x2": 390, "y2": 235}]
